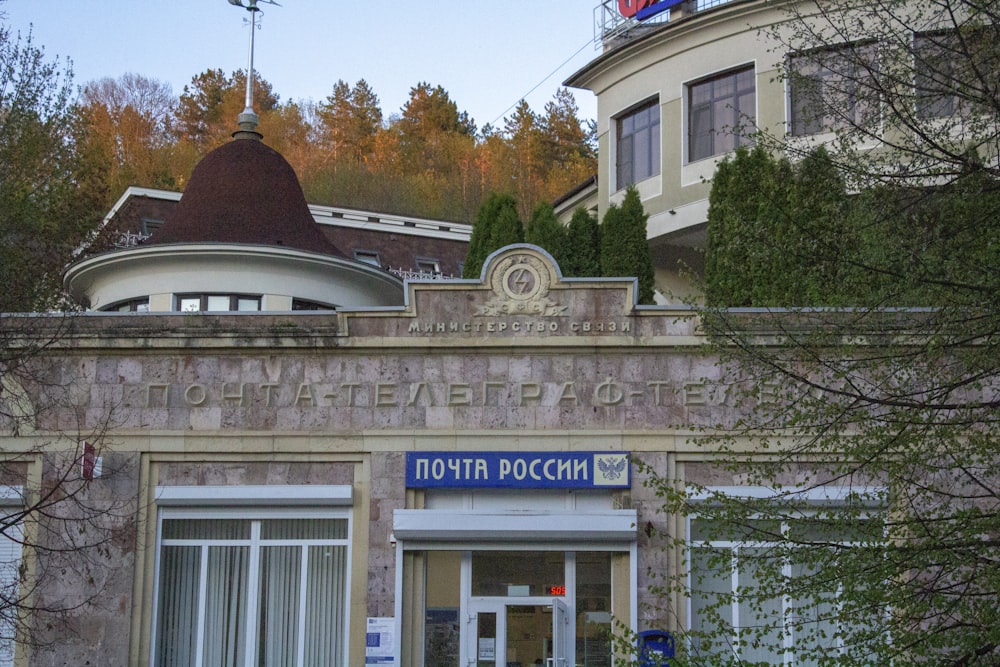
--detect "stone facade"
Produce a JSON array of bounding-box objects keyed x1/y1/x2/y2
[{"x1": 1, "y1": 246, "x2": 774, "y2": 666}]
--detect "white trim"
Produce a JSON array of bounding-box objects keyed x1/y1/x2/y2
[
  {"x1": 392, "y1": 539, "x2": 404, "y2": 667},
  {"x1": 154, "y1": 484, "x2": 353, "y2": 506},
  {"x1": 686, "y1": 485, "x2": 885, "y2": 506},
  {"x1": 0, "y1": 487, "x2": 23, "y2": 506},
  {"x1": 311, "y1": 206, "x2": 472, "y2": 242},
  {"x1": 392, "y1": 509, "x2": 637, "y2": 542}
]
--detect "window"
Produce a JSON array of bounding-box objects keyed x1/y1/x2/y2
[
  {"x1": 141, "y1": 218, "x2": 165, "y2": 237},
  {"x1": 687, "y1": 502, "x2": 881, "y2": 665},
  {"x1": 616, "y1": 100, "x2": 661, "y2": 188},
  {"x1": 103, "y1": 298, "x2": 150, "y2": 313},
  {"x1": 789, "y1": 43, "x2": 877, "y2": 136},
  {"x1": 915, "y1": 29, "x2": 997, "y2": 119},
  {"x1": 415, "y1": 258, "x2": 441, "y2": 276},
  {"x1": 176, "y1": 294, "x2": 261, "y2": 312},
  {"x1": 688, "y1": 67, "x2": 756, "y2": 161},
  {"x1": 0, "y1": 527, "x2": 20, "y2": 667},
  {"x1": 291, "y1": 299, "x2": 335, "y2": 311},
  {"x1": 0, "y1": 489, "x2": 23, "y2": 667},
  {"x1": 353, "y1": 250, "x2": 381, "y2": 267},
  {"x1": 153, "y1": 512, "x2": 350, "y2": 667}
]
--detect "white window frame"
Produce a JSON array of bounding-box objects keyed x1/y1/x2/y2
[
  {"x1": 150, "y1": 486, "x2": 353, "y2": 667},
  {"x1": 175, "y1": 294, "x2": 262, "y2": 313},
  {"x1": 0, "y1": 487, "x2": 24, "y2": 667},
  {"x1": 685, "y1": 486, "x2": 884, "y2": 665}
]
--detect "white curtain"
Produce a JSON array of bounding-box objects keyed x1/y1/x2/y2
[
  {"x1": 0, "y1": 523, "x2": 23, "y2": 667},
  {"x1": 737, "y1": 548, "x2": 783, "y2": 665},
  {"x1": 155, "y1": 546, "x2": 200, "y2": 667},
  {"x1": 304, "y1": 544, "x2": 346, "y2": 665},
  {"x1": 203, "y1": 546, "x2": 249, "y2": 667},
  {"x1": 258, "y1": 546, "x2": 300, "y2": 667}
]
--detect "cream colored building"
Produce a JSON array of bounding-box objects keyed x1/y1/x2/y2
[{"x1": 568, "y1": 0, "x2": 816, "y2": 301}]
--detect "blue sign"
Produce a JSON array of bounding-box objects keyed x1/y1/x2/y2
[
  {"x1": 636, "y1": 0, "x2": 683, "y2": 20},
  {"x1": 638, "y1": 630, "x2": 675, "y2": 666},
  {"x1": 406, "y1": 451, "x2": 630, "y2": 489}
]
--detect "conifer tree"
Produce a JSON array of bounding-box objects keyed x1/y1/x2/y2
[
  {"x1": 463, "y1": 193, "x2": 524, "y2": 278},
  {"x1": 524, "y1": 202, "x2": 567, "y2": 268},
  {"x1": 704, "y1": 145, "x2": 793, "y2": 306},
  {"x1": 563, "y1": 208, "x2": 600, "y2": 277},
  {"x1": 600, "y1": 187, "x2": 655, "y2": 303}
]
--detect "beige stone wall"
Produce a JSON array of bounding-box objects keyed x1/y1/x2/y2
[{"x1": 0, "y1": 248, "x2": 786, "y2": 665}]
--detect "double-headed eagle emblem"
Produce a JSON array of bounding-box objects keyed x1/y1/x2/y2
[{"x1": 596, "y1": 456, "x2": 628, "y2": 481}]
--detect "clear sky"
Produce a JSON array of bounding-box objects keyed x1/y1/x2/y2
[{"x1": 2, "y1": 0, "x2": 600, "y2": 130}]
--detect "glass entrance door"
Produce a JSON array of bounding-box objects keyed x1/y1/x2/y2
[
  {"x1": 467, "y1": 599, "x2": 568, "y2": 667},
  {"x1": 427, "y1": 550, "x2": 615, "y2": 666}
]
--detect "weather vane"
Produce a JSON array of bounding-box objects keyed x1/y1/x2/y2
[{"x1": 227, "y1": 0, "x2": 281, "y2": 132}]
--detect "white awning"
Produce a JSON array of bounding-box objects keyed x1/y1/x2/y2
[
  {"x1": 155, "y1": 485, "x2": 353, "y2": 506},
  {"x1": 392, "y1": 509, "x2": 637, "y2": 542}
]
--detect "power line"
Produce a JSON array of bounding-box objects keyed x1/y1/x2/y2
[{"x1": 488, "y1": 38, "x2": 594, "y2": 128}]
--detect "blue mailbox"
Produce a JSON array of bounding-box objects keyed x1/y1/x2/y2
[{"x1": 638, "y1": 630, "x2": 675, "y2": 666}]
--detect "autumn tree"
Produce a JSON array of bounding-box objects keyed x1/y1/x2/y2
[
  {"x1": 540, "y1": 88, "x2": 597, "y2": 197},
  {"x1": 316, "y1": 79, "x2": 383, "y2": 168},
  {"x1": 482, "y1": 91, "x2": 597, "y2": 221},
  {"x1": 502, "y1": 100, "x2": 547, "y2": 218},
  {"x1": 175, "y1": 68, "x2": 279, "y2": 150},
  {"x1": 371, "y1": 82, "x2": 476, "y2": 220},
  {"x1": 396, "y1": 82, "x2": 475, "y2": 175},
  {"x1": 77, "y1": 73, "x2": 177, "y2": 201}
]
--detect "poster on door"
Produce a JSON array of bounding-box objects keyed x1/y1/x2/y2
[
  {"x1": 366, "y1": 617, "x2": 397, "y2": 665},
  {"x1": 478, "y1": 637, "x2": 496, "y2": 660}
]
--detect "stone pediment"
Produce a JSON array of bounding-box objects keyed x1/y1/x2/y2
[{"x1": 340, "y1": 244, "x2": 660, "y2": 340}]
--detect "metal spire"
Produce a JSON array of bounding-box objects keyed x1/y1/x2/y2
[{"x1": 228, "y1": 0, "x2": 280, "y2": 136}]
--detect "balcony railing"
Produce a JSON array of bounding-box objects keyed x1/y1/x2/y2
[
  {"x1": 387, "y1": 268, "x2": 458, "y2": 281},
  {"x1": 114, "y1": 231, "x2": 152, "y2": 248},
  {"x1": 595, "y1": 0, "x2": 737, "y2": 46}
]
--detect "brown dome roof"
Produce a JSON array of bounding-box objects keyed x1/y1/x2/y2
[{"x1": 149, "y1": 137, "x2": 343, "y2": 256}]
